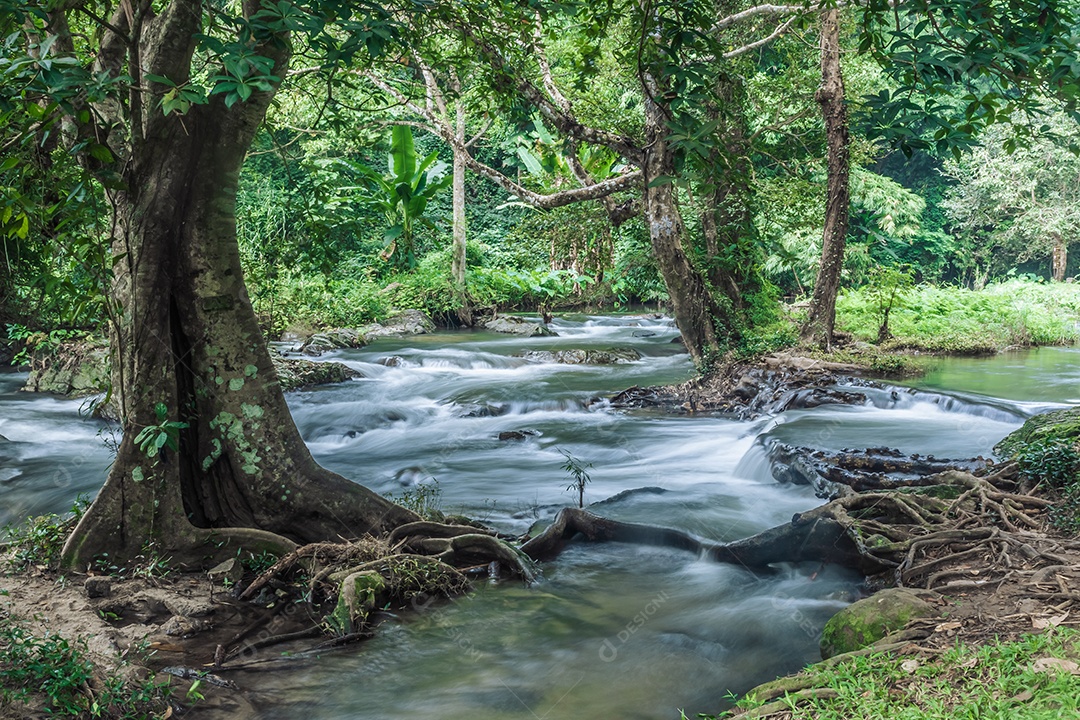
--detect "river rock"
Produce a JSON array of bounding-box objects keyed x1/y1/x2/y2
[
  {"x1": 518, "y1": 348, "x2": 641, "y2": 365},
  {"x1": 498, "y1": 430, "x2": 539, "y2": 441},
  {"x1": 483, "y1": 316, "x2": 557, "y2": 337},
  {"x1": 22, "y1": 340, "x2": 110, "y2": 397},
  {"x1": 299, "y1": 328, "x2": 365, "y2": 357},
  {"x1": 271, "y1": 354, "x2": 360, "y2": 391},
  {"x1": 361, "y1": 309, "x2": 436, "y2": 339},
  {"x1": 819, "y1": 588, "x2": 938, "y2": 659}
]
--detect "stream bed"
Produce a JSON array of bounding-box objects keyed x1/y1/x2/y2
[{"x1": 1, "y1": 318, "x2": 1075, "y2": 718}]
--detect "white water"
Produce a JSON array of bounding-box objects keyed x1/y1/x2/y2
[{"x1": 1, "y1": 317, "x2": 1071, "y2": 718}]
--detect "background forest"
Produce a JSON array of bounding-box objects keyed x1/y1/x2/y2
[{"x1": 3, "y1": 0, "x2": 1080, "y2": 362}]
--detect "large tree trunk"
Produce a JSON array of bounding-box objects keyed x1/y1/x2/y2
[
  {"x1": 451, "y1": 102, "x2": 472, "y2": 326},
  {"x1": 1051, "y1": 233, "x2": 1067, "y2": 282},
  {"x1": 801, "y1": 9, "x2": 850, "y2": 350},
  {"x1": 62, "y1": 5, "x2": 414, "y2": 568},
  {"x1": 642, "y1": 94, "x2": 727, "y2": 366}
]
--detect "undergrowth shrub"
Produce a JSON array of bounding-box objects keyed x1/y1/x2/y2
[
  {"x1": 836, "y1": 279, "x2": 1080, "y2": 352},
  {"x1": 2, "y1": 497, "x2": 88, "y2": 572},
  {"x1": 0, "y1": 621, "x2": 169, "y2": 718},
  {"x1": 1016, "y1": 437, "x2": 1080, "y2": 534}
]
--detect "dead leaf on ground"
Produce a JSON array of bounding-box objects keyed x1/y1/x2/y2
[
  {"x1": 1011, "y1": 690, "x2": 1034, "y2": 703},
  {"x1": 901, "y1": 659, "x2": 920, "y2": 673},
  {"x1": 1032, "y1": 612, "x2": 1070, "y2": 630},
  {"x1": 1031, "y1": 657, "x2": 1080, "y2": 675},
  {"x1": 935, "y1": 621, "x2": 963, "y2": 633}
]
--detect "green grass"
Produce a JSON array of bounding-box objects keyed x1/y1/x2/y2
[
  {"x1": 836, "y1": 279, "x2": 1080, "y2": 353},
  {"x1": 706, "y1": 628, "x2": 1080, "y2": 719}
]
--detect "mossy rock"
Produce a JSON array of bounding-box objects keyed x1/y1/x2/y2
[
  {"x1": 995, "y1": 408, "x2": 1080, "y2": 459},
  {"x1": 820, "y1": 588, "x2": 937, "y2": 659},
  {"x1": 328, "y1": 571, "x2": 386, "y2": 634},
  {"x1": 22, "y1": 340, "x2": 109, "y2": 396},
  {"x1": 271, "y1": 355, "x2": 360, "y2": 391}
]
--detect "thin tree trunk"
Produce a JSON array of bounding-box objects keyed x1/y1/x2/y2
[
  {"x1": 451, "y1": 102, "x2": 472, "y2": 325},
  {"x1": 1052, "y1": 234, "x2": 1067, "y2": 282},
  {"x1": 700, "y1": 73, "x2": 754, "y2": 308},
  {"x1": 801, "y1": 9, "x2": 850, "y2": 350},
  {"x1": 642, "y1": 93, "x2": 725, "y2": 367}
]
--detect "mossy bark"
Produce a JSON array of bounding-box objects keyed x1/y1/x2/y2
[{"x1": 61, "y1": 2, "x2": 414, "y2": 568}]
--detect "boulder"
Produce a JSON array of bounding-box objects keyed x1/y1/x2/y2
[
  {"x1": 270, "y1": 355, "x2": 361, "y2": 391},
  {"x1": 363, "y1": 309, "x2": 436, "y2": 338},
  {"x1": 819, "y1": 588, "x2": 938, "y2": 659},
  {"x1": 518, "y1": 348, "x2": 641, "y2": 365},
  {"x1": 484, "y1": 316, "x2": 557, "y2": 337},
  {"x1": 299, "y1": 328, "x2": 365, "y2": 357},
  {"x1": 995, "y1": 407, "x2": 1080, "y2": 459},
  {"x1": 22, "y1": 340, "x2": 109, "y2": 397}
]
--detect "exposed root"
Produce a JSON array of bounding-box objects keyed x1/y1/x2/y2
[
  {"x1": 239, "y1": 537, "x2": 391, "y2": 601},
  {"x1": 232, "y1": 520, "x2": 534, "y2": 643}
]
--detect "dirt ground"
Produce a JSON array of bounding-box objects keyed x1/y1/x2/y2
[{"x1": 0, "y1": 563, "x2": 307, "y2": 718}]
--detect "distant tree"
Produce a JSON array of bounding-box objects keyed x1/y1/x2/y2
[{"x1": 943, "y1": 114, "x2": 1080, "y2": 283}]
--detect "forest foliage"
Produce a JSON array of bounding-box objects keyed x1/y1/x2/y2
[{"x1": 1, "y1": 0, "x2": 1079, "y2": 352}]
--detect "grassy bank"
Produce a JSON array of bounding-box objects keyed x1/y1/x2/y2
[
  {"x1": 708, "y1": 628, "x2": 1080, "y2": 719},
  {"x1": 835, "y1": 279, "x2": 1080, "y2": 354},
  {"x1": 249, "y1": 260, "x2": 625, "y2": 336}
]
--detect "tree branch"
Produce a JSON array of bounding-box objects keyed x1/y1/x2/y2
[
  {"x1": 723, "y1": 15, "x2": 801, "y2": 58},
  {"x1": 460, "y1": 27, "x2": 645, "y2": 165}
]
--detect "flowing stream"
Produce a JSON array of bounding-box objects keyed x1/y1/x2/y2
[{"x1": 1, "y1": 319, "x2": 1075, "y2": 718}]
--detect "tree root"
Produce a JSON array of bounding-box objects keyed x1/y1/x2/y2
[
  {"x1": 227, "y1": 516, "x2": 541, "y2": 644},
  {"x1": 239, "y1": 537, "x2": 390, "y2": 601},
  {"x1": 519, "y1": 464, "x2": 1059, "y2": 590}
]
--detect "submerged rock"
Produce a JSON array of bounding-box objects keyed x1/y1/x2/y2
[
  {"x1": 819, "y1": 588, "x2": 938, "y2": 658},
  {"x1": 483, "y1": 316, "x2": 557, "y2": 337},
  {"x1": 498, "y1": 430, "x2": 540, "y2": 441},
  {"x1": 518, "y1": 348, "x2": 641, "y2": 365}
]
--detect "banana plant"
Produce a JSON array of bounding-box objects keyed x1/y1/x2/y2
[{"x1": 341, "y1": 126, "x2": 452, "y2": 270}]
